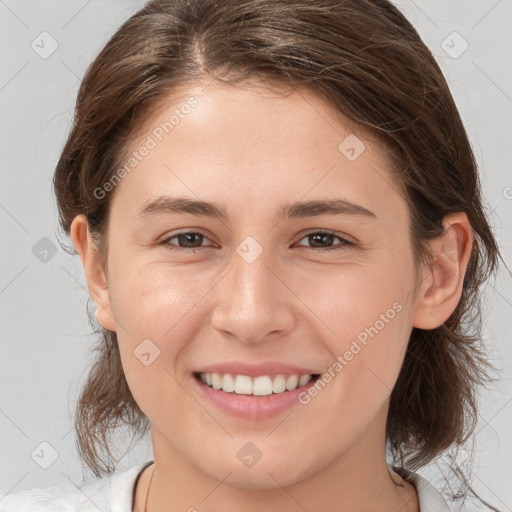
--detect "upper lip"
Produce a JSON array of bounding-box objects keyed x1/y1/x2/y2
[{"x1": 194, "y1": 360, "x2": 320, "y2": 378}]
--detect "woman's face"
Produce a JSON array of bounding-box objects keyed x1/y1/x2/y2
[{"x1": 89, "y1": 80, "x2": 425, "y2": 488}]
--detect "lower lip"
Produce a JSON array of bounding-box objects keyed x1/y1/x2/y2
[{"x1": 192, "y1": 374, "x2": 319, "y2": 419}]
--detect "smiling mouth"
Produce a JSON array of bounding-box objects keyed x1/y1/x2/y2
[{"x1": 193, "y1": 372, "x2": 321, "y2": 396}]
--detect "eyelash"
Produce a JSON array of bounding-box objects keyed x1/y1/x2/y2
[{"x1": 159, "y1": 230, "x2": 353, "y2": 253}]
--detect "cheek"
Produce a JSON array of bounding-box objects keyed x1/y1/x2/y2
[
  {"x1": 106, "y1": 260, "x2": 209, "y2": 403},
  {"x1": 109, "y1": 258, "x2": 208, "y2": 334},
  {"x1": 299, "y1": 256, "x2": 415, "y2": 407}
]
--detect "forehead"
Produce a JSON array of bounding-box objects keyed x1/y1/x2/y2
[{"x1": 111, "y1": 79, "x2": 406, "y2": 220}]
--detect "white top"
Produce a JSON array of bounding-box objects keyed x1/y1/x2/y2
[{"x1": 1, "y1": 460, "x2": 450, "y2": 511}]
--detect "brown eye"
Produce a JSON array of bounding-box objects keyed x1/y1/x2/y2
[
  {"x1": 160, "y1": 231, "x2": 212, "y2": 252},
  {"x1": 296, "y1": 231, "x2": 352, "y2": 251}
]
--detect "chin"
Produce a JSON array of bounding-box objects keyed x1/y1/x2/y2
[{"x1": 205, "y1": 453, "x2": 321, "y2": 491}]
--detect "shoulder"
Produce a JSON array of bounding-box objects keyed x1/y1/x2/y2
[
  {"x1": 393, "y1": 467, "x2": 450, "y2": 512},
  {"x1": 0, "y1": 461, "x2": 153, "y2": 512}
]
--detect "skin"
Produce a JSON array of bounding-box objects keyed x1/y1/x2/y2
[{"x1": 70, "y1": 79, "x2": 473, "y2": 512}]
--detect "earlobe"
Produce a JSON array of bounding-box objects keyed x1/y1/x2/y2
[
  {"x1": 412, "y1": 213, "x2": 473, "y2": 330},
  {"x1": 69, "y1": 215, "x2": 117, "y2": 332}
]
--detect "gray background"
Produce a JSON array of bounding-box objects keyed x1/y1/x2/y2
[{"x1": 1, "y1": 0, "x2": 511, "y2": 510}]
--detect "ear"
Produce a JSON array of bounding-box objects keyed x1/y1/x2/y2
[
  {"x1": 70, "y1": 214, "x2": 117, "y2": 332},
  {"x1": 412, "y1": 212, "x2": 473, "y2": 330}
]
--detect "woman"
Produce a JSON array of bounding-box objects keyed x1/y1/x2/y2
[{"x1": 1, "y1": 0, "x2": 503, "y2": 510}]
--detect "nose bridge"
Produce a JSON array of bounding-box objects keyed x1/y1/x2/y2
[
  {"x1": 233, "y1": 246, "x2": 274, "y2": 305},
  {"x1": 211, "y1": 243, "x2": 293, "y2": 343}
]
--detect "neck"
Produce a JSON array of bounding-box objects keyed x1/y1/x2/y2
[{"x1": 139, "y1": 408, "x2": 418, "y2": 512}]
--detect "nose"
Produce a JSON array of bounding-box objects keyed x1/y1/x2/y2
[{"x1": 210, "y1": 247, "x2": 296, "y2": 344}]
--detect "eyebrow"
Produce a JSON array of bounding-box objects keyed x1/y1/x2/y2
[{"x1": 136, "y1": 196, "x2": 377, "y2": 221}]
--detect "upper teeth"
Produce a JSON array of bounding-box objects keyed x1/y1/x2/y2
[{"x1": 199, "y1": 373, "x2": 314, "y2": 396}]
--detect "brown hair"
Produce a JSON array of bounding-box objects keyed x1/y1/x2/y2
[{"x1": 53, "y1": 0, "x2": 502, "y2": 505}]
